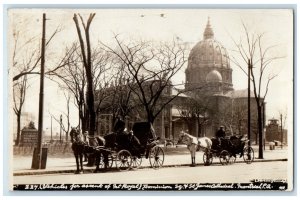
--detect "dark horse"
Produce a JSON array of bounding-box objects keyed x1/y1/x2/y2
[
  {"x1": 70, "y1": 127, "x2": 105, "y2": 174},
  {"x1": 70, "y1": 127, "x2": 85, "y2": 174}
]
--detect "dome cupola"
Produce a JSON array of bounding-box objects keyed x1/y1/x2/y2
[{"x1": 206, "y1": 70, "x2": 222, "y2": 83}]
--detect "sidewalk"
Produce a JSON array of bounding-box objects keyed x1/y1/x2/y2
[{"x1": 13, "y1": 146, "x2": 289, "y2": 176}]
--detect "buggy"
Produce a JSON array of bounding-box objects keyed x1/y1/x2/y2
[
  {"x1": 203, "y1": 136, "x2": 254, "y2": 166},
  {"x1": 95, "y1": 122, "x2": 165, "y2": 171}
]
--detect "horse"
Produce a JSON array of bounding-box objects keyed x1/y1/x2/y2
[
  {"x1": 177, "y1": 131, "x2": 212, "y2": 166},
  {"x1": 70, "y1": 127, "x2": 106, "y2": 174},
  {"x1": 70, "y1": 127, "x2": 86, "y2": 174}
]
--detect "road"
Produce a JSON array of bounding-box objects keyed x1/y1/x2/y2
[{"x1": 13, "y1": 161, "x2": 288, "y2": 184}]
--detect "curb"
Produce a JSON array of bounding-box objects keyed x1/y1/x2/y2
[{"x1": 13, "y1": 158, "x2": 288, "y2": 176}]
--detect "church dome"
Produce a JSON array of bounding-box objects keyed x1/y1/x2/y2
[
  {"x1": 187, "y1": 18, "x2": 230, "y2": 69},
  {"x1": 185, "y1": 18, "x2": 233, "y2": 93},
  {"x1": 206, "y1": 70, "x2": 222, "y2": 82}
]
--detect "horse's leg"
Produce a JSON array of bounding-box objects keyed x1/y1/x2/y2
[
  {"x1": 94, "y1": 151, "x2": 100, "y2": 173},
  {"x1": 192, "y1": 145, "x2": 196, "y2": 166},
  {"x1": 79, "y1": 153, "x2": 83, "y2": 173},
  {"x1": 188, "y1": 145, "x2": 196, "y2": 166},
  {"x1": 74, "y1": 152, "x2": 80, "y2": 174}
]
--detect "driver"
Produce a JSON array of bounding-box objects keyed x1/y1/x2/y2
[{"x1": 216, "y1": 126, "x2": 226, "y2": 147}]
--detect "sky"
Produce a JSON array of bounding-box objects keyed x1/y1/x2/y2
[{"x1": 7, "y1": 8, "x2": 293, "y2": 135}]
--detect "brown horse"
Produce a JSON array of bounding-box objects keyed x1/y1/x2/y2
[
  {"x1": 70, "y1": 127, "x2": 106, "y2": 174},
  {"x1": 70, "y1": 127, "x2": 86, "y2": 174}
]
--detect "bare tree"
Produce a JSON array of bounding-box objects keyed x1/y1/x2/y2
[
  {"x1": 231, "y1": 22, "x2": 283, "y2": 158},
  {"x1": 11, "y1": 29, "x2": 34, "y2": 146},
  {"x1": 13, "y1": 75, "x2": 29, "y2": 145},
  {"x1": 73, "y1": 13, "x2": 97, "y2": 136},
  {"x1": 49, "y1": 91, "x2": 72, "y2": 142},
  {"x1": 177, "y1": 94, "x2": 211, "y2": 137},
  {"x1": 105, "y1": 36, "x2": 188, "y2": 125},
  {"x1": 11, "y1": 26, "x2": 73, "y2": 82}
]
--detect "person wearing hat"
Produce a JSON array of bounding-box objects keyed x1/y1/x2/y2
[{"x1": 216, "y1": 126, "x2": 226, "y2": 147}]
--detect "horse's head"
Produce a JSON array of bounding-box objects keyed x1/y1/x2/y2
[
  {"x1": 70, "y1": 127, "x2": 83, "y2": 143},
  {"x1": 177, "y1": 131, "x2": 188, "y2": 144}
]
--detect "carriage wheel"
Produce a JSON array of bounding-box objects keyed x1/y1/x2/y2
[
  {"x1": 243, "y1": 146, "x2": 254, "y2": 164},
  {"x1": 149, "y1": 146, "x2": 164, "y2": 169},
  {"x1": 131, "y1": 156, "x2": 142, "y2": 169},
  {"x1": 203, "y1": 151, "x2": 213, "y2": 166},
  {"x1": 98, "y1": 152, "x2": 114, "y2": 169},
  {"x1": 116, "y1": 150, "x2": 132, "y2": 170},
  {"x1": 219, "y1": 150, "x2": 230, "y2": 165}
]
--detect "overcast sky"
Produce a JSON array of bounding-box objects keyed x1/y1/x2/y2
[{"x1": 8, "y1": 8, "x2": 293, "y2": 134}]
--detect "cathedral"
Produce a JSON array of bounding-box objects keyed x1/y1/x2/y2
[{"x1": 96, "y1": 18, "x2": 264, "y2": 144}]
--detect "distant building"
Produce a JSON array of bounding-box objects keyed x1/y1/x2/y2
[{"x1": 265, "y1": 118, "x2": 287, "y2": 144}]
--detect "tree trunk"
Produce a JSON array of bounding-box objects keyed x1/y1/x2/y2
[
  {"x1": 15, "y1": 113, "x2": 21, "y2": 146},
  {"x1": 86, "y1": 85, "x2": 96, "y2": 136},
  {"x1": 257, "y1": 104, "x2": 264, "y2": 159}
]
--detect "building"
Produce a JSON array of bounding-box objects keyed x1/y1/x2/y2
[
  {"x1": 95, "y1": 18, "x2": 265, "y2": 143},
  {"x1": 265, "y1": 118, "x2": 287, "y2": 145}
]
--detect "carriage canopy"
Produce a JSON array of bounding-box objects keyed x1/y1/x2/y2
[{"x1": 132, "y1": 122, "x2": 157, "y2": 146}]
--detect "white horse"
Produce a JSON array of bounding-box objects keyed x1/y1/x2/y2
[{"x1": 177, "y1": 131, "x2": 212, "y2": 166}]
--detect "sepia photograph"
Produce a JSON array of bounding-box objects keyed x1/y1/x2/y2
[{"x1": 6, "y1": 6, "x2": 294, "y2": 192}]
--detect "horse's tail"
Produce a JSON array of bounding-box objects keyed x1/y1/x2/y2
[{"x1": 203, "y1": 137, "x2": 212, "y2": 150}]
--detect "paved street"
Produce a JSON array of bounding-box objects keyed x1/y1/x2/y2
[
  {"x1": 14, "y1": 161, "x2": 288, "y2": 184},
  {"x1": 12, "y1": 146, "x2": 292, "y2": 191}
]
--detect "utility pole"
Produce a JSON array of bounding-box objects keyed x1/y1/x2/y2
[{"x1": 32, "y1": 13, "x2": 46, "y2": 169}]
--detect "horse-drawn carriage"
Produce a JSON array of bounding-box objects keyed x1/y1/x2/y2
[
  {"x1": 177, "y1": 131, "x2": 254, "y2": 167},
  {"x1": 93, "y1": 121, "x2": 165, "y2": 171},
  {"x1": 202, "y1": 136, "x2": 254, "y2": 166}
]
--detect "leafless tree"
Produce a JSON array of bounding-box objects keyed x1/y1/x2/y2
[
  {"x1": 230, "y1": 22, "x2": 283, "y2": 158},
  {"x1": 73, "y1": 13, "x2": 97, "y2": 136},
  {"x1": 105, "y1": 36, "x2": 188, "y2": 124},
  {"x1": 11, "y1": 29, "x2": 34, "y2": 146},
  {"x1": 11, "y1": 25, "x2": 73, "y2": 82},
  {"x1": 176, "y1": 94, "x2": 212, "y2": 137},
  {"x1": 49, "y1": 91, "x2": 72, "y2": 142},
  {"x1": 50, "y1": 43, "x2": 88, "y2": 132},
  {"x1": 13, "y1": 75, "x2": 29, "y2": 146}
]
